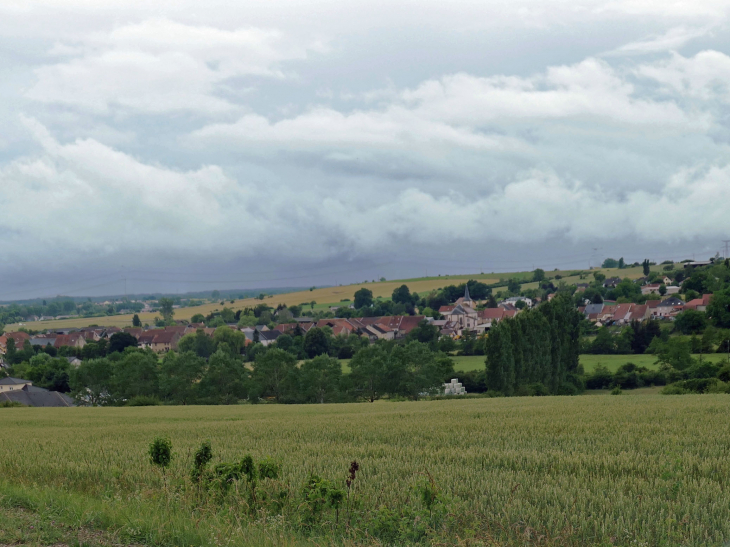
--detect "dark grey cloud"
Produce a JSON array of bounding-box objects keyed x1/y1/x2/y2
[{"x1": 1, "y1": 0, "x2": 730, "y2": 298}]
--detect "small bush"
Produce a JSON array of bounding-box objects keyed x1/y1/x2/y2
[
  {"x1": 610, "y1": 386, "x2": 622, "y2": 395},
  {"x1": 148, "y1": 436, "x2": 173, "y2": 468},
  {"x1": 662, "y1": 385, "x2": 691, "y2": 395},
  {"x1": 0, "y1": 400, "x2": 25, "y2": 408}
]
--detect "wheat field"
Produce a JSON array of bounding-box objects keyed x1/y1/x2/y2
[{"x1": 1, "y1": 394, "x2": 729, "y2": 546}]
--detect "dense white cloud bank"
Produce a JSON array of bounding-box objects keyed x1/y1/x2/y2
[{"x1": 1, "y1": 0, "x2": 730, "y2": 292}]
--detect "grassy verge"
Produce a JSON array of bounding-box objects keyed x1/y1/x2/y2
[{"x1": 0, "y1": 482, "x2": 310, "y2": 547}]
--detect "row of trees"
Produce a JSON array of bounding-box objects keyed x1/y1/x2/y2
[
  {"x1": 65, "y1": 339, "x2": 455, "y2": 406},
  {"x1": 485, "y1": 295, "x2": 583, "y2": 395}
]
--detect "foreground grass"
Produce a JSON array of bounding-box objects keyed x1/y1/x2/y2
[
  {"x1": 0, "y1": 503, "x2": 133, "y2": 547},
  {"x1": 2, "y1": 395, "x2": 730, "y2": 546}
]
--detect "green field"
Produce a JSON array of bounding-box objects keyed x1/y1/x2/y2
[
  {"x1": 3, "y1": 396, "x2": 730, "y2": 546},
  {"x1": 343, "y1": 354, "x2": 727, "y2": 376}
]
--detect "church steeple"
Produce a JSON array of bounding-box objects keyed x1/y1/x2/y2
[{"x1": 464, "y1": 284, "x2": 471, "y2": 302}]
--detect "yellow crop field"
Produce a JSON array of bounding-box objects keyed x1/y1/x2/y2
[
  {"x1": 1, "y1": 394, "x2": 729, "y2": 546},
  {"x1": 4, "y1": 277, "x2": 496, "y2": 331},
  {"x1": 3, "y1": 263, "x2": 676, "y2": 332}
]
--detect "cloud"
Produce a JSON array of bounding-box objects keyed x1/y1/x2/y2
[
  {"x1": 189, "y1": 56, "x2": 705, "y2": 179},
  {"x1": 636, "y1": 50, "x2": 730, "y2": 101},
  {"x1": 26, "y1": 19, "x2": 323, "y2": 114},
  {"x1": 3, "y1": 120, "x2": 729, "y2": 276},
  {"x1": 605, "y1": 26, "x2": 711, "y2": 56}
]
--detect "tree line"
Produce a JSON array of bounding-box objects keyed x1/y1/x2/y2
[{"x1": 485, "y1": 295, "x2": 583, "y2": 395}]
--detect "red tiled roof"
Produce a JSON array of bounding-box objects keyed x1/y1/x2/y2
[{"x1": 478, "y1": 308, "x2": 506, "y2": 320}]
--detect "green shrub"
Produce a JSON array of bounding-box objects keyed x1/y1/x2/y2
[
  {"x1": 717, "y1": 364, "x2": 730, "y2": 382},
  {"x1": 191, "y1": 440, "x2": 213, "y2": 482},
  {"x1": 148, "y1": 436, "x2": 173, "y2": 468},
  {"x1": 662, "y1": 385, "x2": 691, "y2": 395},
  {"x1": 0, "y1": 400, "x2": 25, "y2": 408},
  {"x1": 611, "y1": 386, "x2": 622, "y2": 395}
]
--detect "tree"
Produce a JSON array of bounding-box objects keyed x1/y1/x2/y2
[
  {"x1": 658, "y1": 284, "x2": 667, "y2": 296},
  {"x1": 707, "y1": 289, "x2": 730, "y2": 329},
  {"x1": 674, "y1": 310, "x2": 708, "y2": 335},
  {"x1": 158, "y1": 298, "x2": 175, "y2": 322},
  {"x1": 299, "y1": 355, "x2": 342, "y2": 404},
  {"x1": 70, "y1": 358, "x2": 114, "y2": 405},
  {"x1": 507, "y1": 279, "x2": 521, "y2": 294},
  {"x1": 178, "y1": 330, "x2": 216, "y2": 358},
  {"x1": 602, "y1": 258, "x2": 619, "y2": 268},
  {"x1": 349, "y1": 345, "x2": 389, "y2": 402},
  {"x1": 642, "y1": 259, "x2": 651, "y2": 276},
  {"x1": 389, "y1": 342, "x2": 453, "y2": 400},
  {"x1": 220, "y1": 307, "x2": 236, "y2": 323},
  {"x1": 593, "y1": 272, "x2": 606, "y2": 284},
  {"x1": 656, "y1": 337, "x2": 694, "y2": 371},
  {"x1": 112, "y1": 351, "x2": 160, "y2": 401},
  {"x1": 252, "y1": 348, "x2": 297, "y2": 402},
  {"x1": 213, "y1": 326, "x2": 248, "y2": 355},
  {"x1": 590, "y1": 328, "x2": 615, "y2": 354},
  {"x1": 486, "y1": 322, "x2": 514, "y2": 394},
  {"x1": 391, "y1": 285, "x2": 414, "y2": 305},
  {"x1": 108, "y1": 332, "x2": 138, "y2": 354},
  {"x1": 198, "y1": 348, "x2": 247, "y2": 404},
  {"x1": 132, "y1": 314, "x2": 142, "y2": 327},
  {"x1": 304, "y1": 327, "x2": 329, "y2": 358},
  {"x1": 159, "y1": 351, "x2": 205, "y2": 404},
  {"x1": 532, "y1": 268, "x2": 545, "y2": 282},
  {"x1": 618, "y1": 257, "x2": 625, "y2": 269},
  {"x1": 211, "y1": 290, "x2": 220, "y2": 299},
  {"x1": 405, "y1": 320, "x2": 440, "y2": 345},
  {"x1": 486, "y1": 295, "x2": 498, "y2": 308},
  {"x1": 353, "y1": 288, "x2": 374, "y2": 309}
]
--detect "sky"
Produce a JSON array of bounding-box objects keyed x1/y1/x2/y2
[{"x1": 2, "y1": 0, "x2": 730, "y2": 299}]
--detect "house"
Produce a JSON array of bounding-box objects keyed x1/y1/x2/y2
[
  {"x1": 0, "y1": 377, "x2": 32, "y2": 392},
  {"x1": 374, "y1": 315, "x2": 426, "y2": 338},
  {"x1": 137, "y1": 329, "x2": 164, "y2": 346},
  {"x1": 501, "y1": 296, "x2": 533, "y2": 308},
  {"x1": 29, "y1": 335, "x2": 57, "y2": 348},
  {"x1": 317, "y1": 319, "x2": 357, "y2": 334},
  {"x1": 684, "y1": 261, "x2": 712, "y2": 268},
  {"x1": 54, "y1": 333, "x2": 86, "y2": 349},
  {"x1": 148, "y1": 331, "x2": 181, "y2": 353},
  {"x1": 575, "y1": 283, "x2": 589, "y2": 293},
  {"x1": 66, "y1": 356, "x2": 82, "y2": 367},
  {"x1": 654, "y1": 296, "x2": 685, "y2": 318},
  {"x1": 123, "y1": 327, "x2": 143, "y2": 338},
  {"x1": 610, "y1": 303, "x2": 634, "y2": 325},
  {"x1": 474, "y1": 308, "x2": 517, "y2": 333},
  {"x1": 4, "y1": 331, "x2": 30, "y2": 347},
  {"x1": 628, "y1": 304, "x2": 650, "y2": 322},
  {"x1": 0, "y1": 380, "x2": 74, "y2": 407},
  {"x1": 258, "y1": 330, "x2": 282, "y2": 346},
  {"x1": 603, "y1": 277, "x2": 622, "y2": 288},
  {"x1": 583, "y1": 303, "x2": 604, "y2": 318},
  {"x1": 641, "y1": 283, "x2": 662, "y2": 295},
  {"x1": 440, "y1": 304, "x2": 478, "y2": 332},
  {"x1": 685, "y1": 294, "x2": 713, "y2": 312},
  {"x1": 362, "y1": 324, "x2": 395, "y2": 341}
]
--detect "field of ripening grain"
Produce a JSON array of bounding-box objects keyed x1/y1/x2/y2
[{"x1": 1, "y1": 394, "x2": 730, "y2": 546}]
